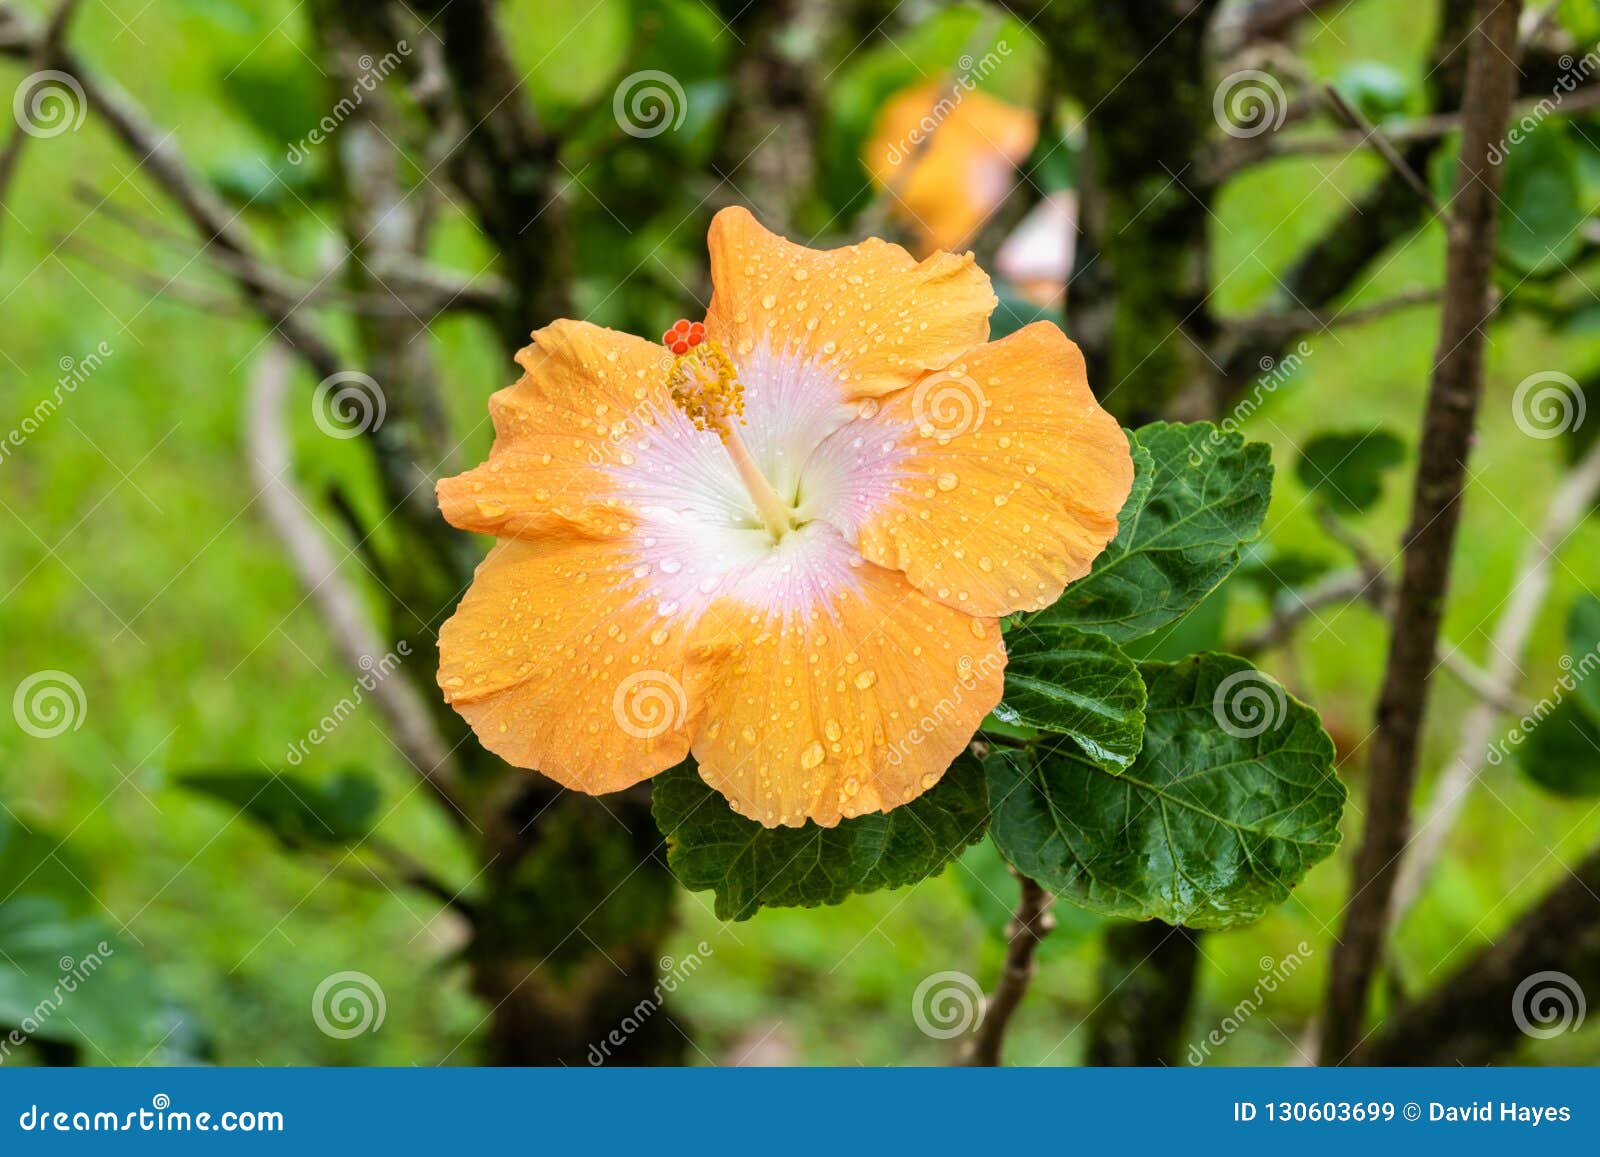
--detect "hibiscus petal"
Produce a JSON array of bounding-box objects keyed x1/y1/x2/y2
[
  {"x1": 683, "y1": 523, "x2": 1004, "y2": 828},
  {"x1": 437, "y1": 319, "x2": 687, "y2": 541},
  {"x1": 818, "y1": 322, "x2": 1132, "y2": 617},
  {"x1": 437, "y1": 537, "x2": 697, "y2": 793},
  {"x1": 704, "y1": 206, "x2": 996, "y2": 400}
]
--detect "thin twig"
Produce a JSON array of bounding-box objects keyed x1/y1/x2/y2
[
  {"x1": 0, "y1": 0, "x2": 80, "y2": 248},
  {"x1": 1319, "y1": 83, "x2": 1444, "y2": 224},
  {"x1": 961, "y1": 872, "x2": 1055, "y2": 1066},
  {"x1": 246, "y1": 344, "x2": 470, "y2": 825},
  {"x1": 1319, "y1": 0, "x2": 1526, "y2": 1066},
  {"x1": 1391, "y1": 434, "x2": 1600, "y2": 926}
]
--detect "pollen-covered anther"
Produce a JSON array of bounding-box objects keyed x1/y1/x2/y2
[{"x1": 665, "y1": 326, "x2": 746, "y2": 440}]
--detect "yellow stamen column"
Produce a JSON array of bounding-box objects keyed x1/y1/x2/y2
[{"x1": 668, "y1": 338, "x2": 797, "y2": 542}]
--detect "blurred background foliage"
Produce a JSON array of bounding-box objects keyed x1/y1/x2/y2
[{"x1": 1, "y1": 0, "x2": 1598, "y2": 1065}]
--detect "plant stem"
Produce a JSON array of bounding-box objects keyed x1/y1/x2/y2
[
  {"x1": 1319, "y1": 0, "x2": 1525, "y2": 1065},
  {"x1": 962, "y1": 873, "x2": 1055, "y2": 1066}
]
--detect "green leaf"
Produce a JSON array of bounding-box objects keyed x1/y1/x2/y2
[
  {"x1": 0, "y1": 810, "x2": 179, "y2": 1061},
  {"x1": 1333, "y1": 63, "x2": 1412, "y2": 124},
  {"x1": 653, "y1": 756, "x2": 989, "y2": 921},
  {"x1": 0, "y1": 897, "x2": 170, "y2": 1057},
  {"x1": 1516, "y1": 698, "x2": 1600, "y2": 797},
  {"x1": 1296, "y1": 428, "x2": 1406, "y2": 514},
  {"x1": 1568, "y1": 594, "x2": 1600, "y2": 725},
  {"x1": 1237, "y1": 542, "x2": 1337, "y2": 598},
  {"x1": 177, "y1": 768, "x2": 380, "y2": 848},
  {"x1": 994, "y1": 623, "x2": 1146, "y2": 772},
  {"x1": 0, "y1": 816, "x2": 97, "y2": 916},
  {"x1": 1037, "y1": 422, "x2": 1272, "y2": 643},
  {"x1": 987, "y1": 653, "x2": 1343, "y2": 929},
  {"x1": 1498, "y1": 122, "x2": 1586, "y2": 274}
]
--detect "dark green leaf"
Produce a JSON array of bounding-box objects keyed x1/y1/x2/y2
[
  {"x1": 1516, "y1": 698, "x2": 1600, "y2": 797},
  {"x1": 653, "y1": 757, "x2": 989, "y2": 921},
  {"x1": 1237, "y1": 542, "x2": 1338, "y2": 598},
  {"x1": 0, "y1": 897, "x2": 169, "y2": 1058},
  {"x1": 1333, "y1": 63, "x2": 1412, "y2": 124},
  {"x1": 1568, "y1": 594, "x2": 1600, "y2": 725},
  {"x1": 1038, "y1": 422, "x2": 1272, "y2": 642},
  {"x1": 1498, "y1": 122, "x2": 1586, "y2": 273},
  {"x1": 994, "y1": 623, "x2": 1146, "y2": 772},
  {"x1": 0, "y1": 815, "x2": 97, "y2": 915},
  {"x1": 177, "y1": 768, "x2": 380, "y2": 848},
  {"x1": 216, "y1": 57, "x2": 325, "y2": 148},
  {"x1": 988, "y1": 653, "x2": 1343, "y2": 929},
  {"x1": 1295, "y1": 428, "x2": 1406, "y2": 513}
]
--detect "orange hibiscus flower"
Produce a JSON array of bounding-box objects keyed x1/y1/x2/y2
[{"x1": 436, "y1": 208, "x2": 1131, "y2": 828}]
